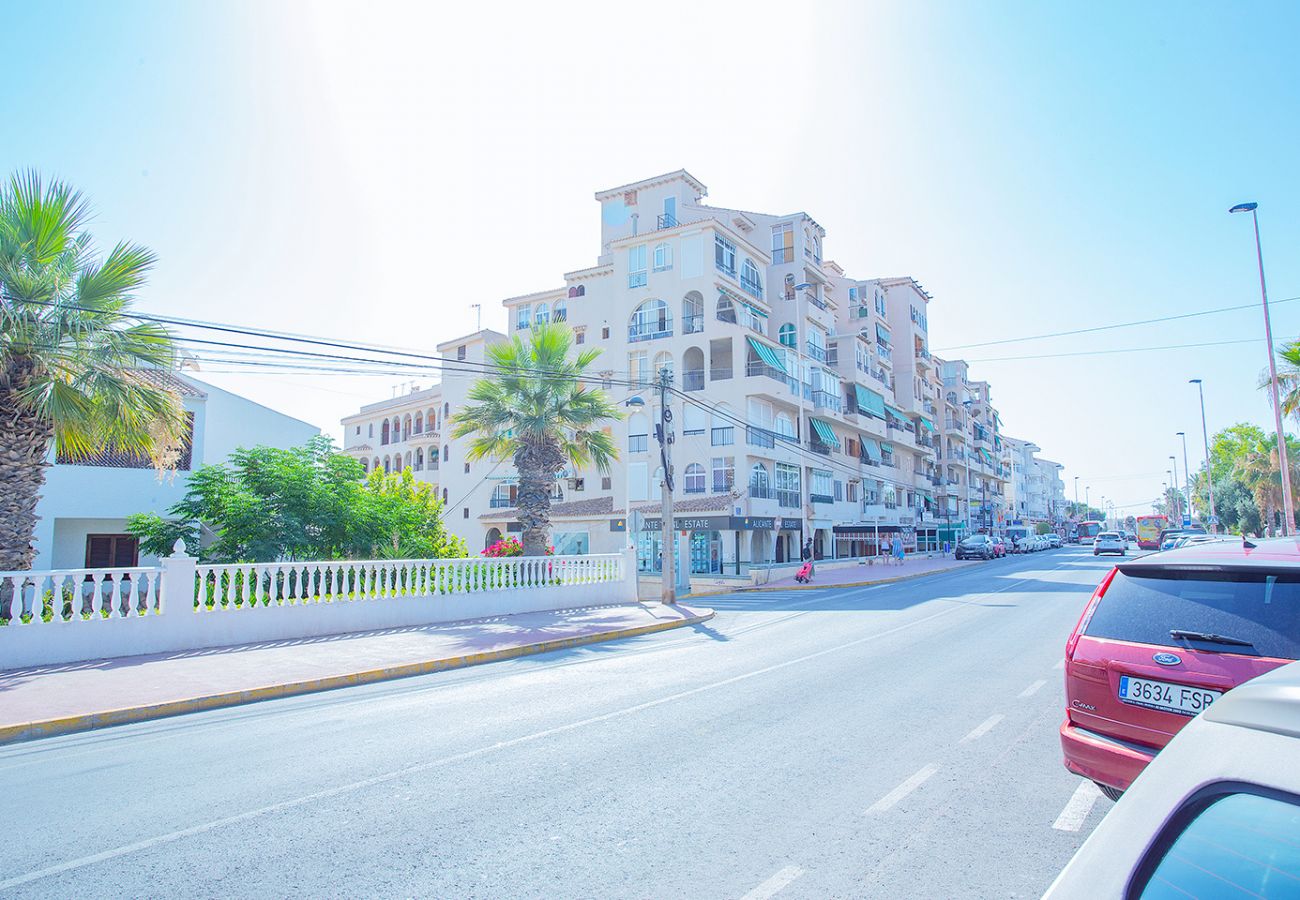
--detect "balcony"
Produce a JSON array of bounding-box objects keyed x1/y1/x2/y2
[
  {"x1": 746, "y1": 359, "x2": 793, "y2": 388},
  {"x1": 710, "y1": 366, "x2": 733, "y2": 381},
  {"x1": 749, "y1": 482, "x2": 775, "y2": 500},
  {"x1": 682, "y1": 369, "x2": 705, "y2": 391},
  {"x1": 628, "y1": 323, "x2": 672, "y2": 343},
  {"x1": 656, "y1": 213, "x2": 678, "y2": 230},
  {"x1": 876, "y1": 343, "x2": 892, "y2": 362},
  {"x1": 807, "y1": 441, "x2": 833, "y2": 456},
  {"x1": 711, "y1": 426, "x2": 734, "y2": 447},
  {"x1": 489, "y1": 496, "x2": 514, "y2": 509},
  {"x1": 809, "y1": 493, "x2": 834, "y2": 505},
  {"x1": 805, "y1": 291, "x2": 828, "y2": 311},
  {"x1": 683, "y1": 314, "x2": 703, "y2": 335},
  {"x1": 805, "y1": 343, "x2": 827, "y2": 363},
  {"x1": 811, "y1": 390, "x2": 842, "y2": 413},
  {"x1": 777, "y1": 489, "x2": 800, "y2": 509},
  {"x1": 746, "y1": 426, "x2": 777, "y2": 449},
  {"x1": 881, "y1": 456, "x2": 897, "y2": 468}
]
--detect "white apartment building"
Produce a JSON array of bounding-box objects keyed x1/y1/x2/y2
[{"x1": 340, "y1": 170, "x2": 1046, "y2": 571}]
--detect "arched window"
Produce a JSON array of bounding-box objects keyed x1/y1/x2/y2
[
  {"x1": 485, "y1": 527, "x2": 502, "y2": 549},
  {"x1": 628, "y1": 412, "x2": 649, "y2": 453},
  {"x1": 629, "y1": 298, "x2": 671, "y2": 341},
  {"x1": 443, "y1": 445, "x2": 449, "y2": 462},
  {"x1": 716, "y1": 294, "x2": 736, "y2": 324},
  {"x1": 653, "y1": 242, "x2": 672, "y2": 272},
  {"x1": 415, "y1": 447, "x2": 423, "y2": 470},
  {"x1": 682, "y1": 346, "x2": 705, "y2": 391},
  {"x1": 391, "y1": 417, "x2": 401, "y2": 441},
  {"x1": 740, "y1": 259, "x2": 762, "y2": 298},
  {"x1": 428, "y1": 408, "x2": 437, "y2": 431},
  {"x1": 381, "y1": 420, "x2": 390, "y2": 445},
  {"x1": 778, "y1": 323, "x2": 796, "y2": 347},
  {"x1": 535, "y1": 302, "x2": 550, "y2": 326},
  {"x1": 414, "y1": 412, "x2": 423, "y2": 434},
  {"x1": 683, "y1": 291, "x2": 703, "y2": 334},
  {"x1": 372, "y1": 457, "x2": 380, "y2": 472},
  {"x1": 568, "y1": 284, "x2": 585, "y2": 298},
  {"x1": 403, "y1": 414, "x2": 412, "y2": 440},
  {"x1": 774, "y1": 412, "x2": 796, "y2": 439},
  {"x1": 405, "y1": 451, "x2": 412, "y2": 469},
  {"x1": 684, "y1": 463, "x2": 706, "y2": 494},
  {"x1": 383, "y1": 456, "x2": 391, "y2": 473},
  {"x1": 554, "y1": 299, "x2": 567, "y2": 323},
  {"x1": 750, "y1": 463, "x2": 770, "y2": 495},
  {"x1": 442, "y1": 488, "x2": 448, "y2": 502},
  {"x1": 443, "y1": 402, "x2": 449, "y2": 418},
  {"x1": 653, "y1": 351, "x2": 673, "y2": 382},
  {"x1": 361, "y1": 458, "x2": 369, "y2": 474},
  {"x1": 393, "y1": 454, "x2": 403, "y2": 472}
]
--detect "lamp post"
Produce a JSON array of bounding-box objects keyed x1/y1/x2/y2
[
  {"x1": 1074, "y1": 475, "x2": 1079, "y2": 518},
  {"x1": 1170, "y1": 456, "x2": 1181, "y2": 524},
  {"x1": 1231, "y1": 202, "x2": 1294, "y2": 535},
  {"x1": 1189, "y1": 379, "x2": 1218, "y2": 532},
  {"x1": 623, "y1": 395, "x2": 646, "y2": 551},
  {"x1": 1177, "y1": 431, "x2": 1192, "y2": 526}
]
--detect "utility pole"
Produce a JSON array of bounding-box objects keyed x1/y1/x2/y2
[
  {"x1": 1190, "y1": 379, "x2": 1218, "y2": 533},
  {"x1": 655, "y1": 367, "x2": 676, "y2": 605}
]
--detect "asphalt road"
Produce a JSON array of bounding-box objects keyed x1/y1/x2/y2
[{"x1": 0, "y1": 546, "x2": 1123, "y2": 899}]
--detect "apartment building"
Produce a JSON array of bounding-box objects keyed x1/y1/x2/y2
[{"x1": 340, "y1": 170, "x2": 1053, "y2": 570}]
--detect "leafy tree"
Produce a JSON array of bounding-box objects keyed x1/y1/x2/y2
[
  {"x1": 451, "y1": 323, "x2": 619, "y2": 556},
  {"x1": 0, "y1": 171, "x2": 185, "y2": 570},
  {"x1": 128, "y1": 437, "x2": 465, "y2": 562}
]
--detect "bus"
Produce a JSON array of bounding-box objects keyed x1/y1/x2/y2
[
  {"x1": 1076, "y1": 521, "x2": 1104, "y2": 545},
  {"x1": 1135, "y1": 514, "x2": 1170, "y2": 550}
]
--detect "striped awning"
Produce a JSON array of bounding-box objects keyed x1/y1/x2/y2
[
  {"x1": 917, "y1": 417, "x2": 936, "y2": 433},
  {"x1": 875, "y1": 323, "x2": 890, "y2": 343},
  {"x1": 885, "y1": 404, "x2": 907, "y2": 421},
  {"x1": 810, "y1": 417, "x2": 840, "y2": 447},
  {"x1": 978, "y1": 448, "x2": 993, "y2": 465},
  {"x1": 861, "y1": 438, "x2": 882, "y2": 461},
  {"x1": 742, "y1": 302, "x2": 769, "y2": 320},
  {"x1": 855, "y1": 384, "x2": 886, "y2": 418},
  {"x1": 746, "y1": 336, "x2": 788, "y2": 374}
]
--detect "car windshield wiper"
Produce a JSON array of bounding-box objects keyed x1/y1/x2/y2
[{"x1": 1169, "y1": 629, "x2": 1254, "y2": 647}]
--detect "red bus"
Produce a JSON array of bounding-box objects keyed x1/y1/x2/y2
[
  {"x1": 1135, "y1": 514, "x2": 1170, "y2": 550},
  {"x1": 1075, "y1": 521, "x2": 1104, "y2": 545}
]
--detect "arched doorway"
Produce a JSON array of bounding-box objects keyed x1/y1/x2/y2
[{"x1": 484, "y1": 528, "x2": 502, "y2": 550}]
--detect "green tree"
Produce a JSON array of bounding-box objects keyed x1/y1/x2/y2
[
  {"x1": 451, "y1": 323, "x2": 619, "y2": 556},
  {"x1": 1262, "y1": 339, "x2": 1300, "y2": 423},
  {"x1": 0, "y1": 171, "x2": 185, "y2": 570},
  {"x1": 128, "y1": 437, "x2": 465, "y2": 562}
]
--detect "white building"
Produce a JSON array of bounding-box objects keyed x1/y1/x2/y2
[
  {"x1": 33, "y1": 370, "x2": 319, "y2": 570},
  {"x1": 340, "y1": 170, "x2": 1057, "y2": 572}
]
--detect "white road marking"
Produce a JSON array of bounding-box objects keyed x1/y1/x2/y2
[
  {"x1": 1019, "y1": 679, "x2": 1047, "y2": 698},
  {"x1": 740, "y1": 866, "x2": 805, "y2": 900},
  {"x1": 959, "y1": 714, "x2": 1005, "y2": 744},
  {"x1": 865, "y1": 764, "x2": 939, "y2": 814},
  {"x1": 1054, "y1": 658, "x2": 1065, "y2": 670},
  {"x1": 1053, "y1": 781, "x2": 1103, "y2": 832}
]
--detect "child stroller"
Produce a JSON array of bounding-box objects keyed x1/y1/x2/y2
[{"x1": 794, "y1": 561, "x2": 814, "y2": 583}]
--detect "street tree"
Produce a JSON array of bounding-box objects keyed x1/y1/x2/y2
[
  {"x1": 450, "y1": 323, "x2": 619, "y2": 556},
  {"x1": 1261, "y1": 338, "x2": 1300, "y2": 423},
  {"x1": 0, "y1": 171, "x2": 185, "y2": 571}
]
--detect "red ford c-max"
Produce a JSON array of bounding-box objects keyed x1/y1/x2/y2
[{"x1": 1061, "y1": 538, "x2": 1300, "y2": 799}]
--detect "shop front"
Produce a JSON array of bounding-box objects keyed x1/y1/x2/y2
[{"x1": 636, "y1": 514, "x2": 786, "y2": 574}]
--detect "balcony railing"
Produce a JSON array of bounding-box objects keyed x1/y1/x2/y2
[
  {"x1": 682, "y1": 370, "x2": 705, "y2": 391},
  {"x1": 805, "y1": 343, "x2": 827, "y2": 362},
  {"x1": 749, "y1": 482, "x2": 775, "y2": 499},
  {"x1": 811, "y1": 390, "x2": 841, "y2": 413},
  {"x1": 746, "y1": 426, "x2": 776, "y2": 449},
  {"x1": 656, "y1": 213, "x2": 678, "y2": 230},
  {"x1": 746, "y1": 359, "x2": 793, "y2": 388},
  {"x1": 711, "y1": 426, "x2": 734, "y2": 446},
  {"x1": 777, "y1": 489, "x2": 800, "y2": 509},
  {"x1": 683, "y1": 314, "x2": 704, "y2": 334},
  {"x1": 808, "y1": 441, "x2": 833, "y2": 456},
  {"x1": 710, "y1": 366, "x2": 733, "y2": 381},
  {"x1": 876, "y1": 344, "x2": 892, "y2": 362},
  {"x1": 628, "y1": 323, "x2": 672, "y2": 343},
  {"x1": 489, "y1": 496, "x2": 514, "y2": 508},
  {"x1": 809, "y1": 493, "x2": 834, "y2": 505}
]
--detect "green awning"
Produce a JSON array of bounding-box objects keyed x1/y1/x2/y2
[
  {"x1": 810, "y1": 417, "x2": 840, "y2": 447},
  {"x1": 875, "y1": 323, "x2": 890, "y2": 344},
  {"x1": 917, "y1": 417, "x2": 936, "y2": 433},
  {"x1": 746, "y1": 336, "x2": 787, "y2": 374},
  {"x1": 978, "y1": 448, "x2": 993, "y2": 465},
  {"x1": 861, "y1": 438, "x2": 882, "y2": 461},
  {"x1": 855, "y1": 384, "x2": 886, "y2": 418},
  {"x1": 742, "y1": 302, "x2": 769, "y2": 320},
  {"x1": 885, "y1": 404, "x2": 907, "y2": 421}
]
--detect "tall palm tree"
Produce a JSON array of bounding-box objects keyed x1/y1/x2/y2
[
  {"x1": 451, "y1": 322, "x2": 619, "y2": 556},
  {"x1": 1262, "y1": 338, "x2": 1300, "y2": 422},
  {"x1": 1235, "y1": 440, "x2": 1291, "y2": 535},
  {"x1": 0, "y1": 171, "x2": 185, "y2": 571}
]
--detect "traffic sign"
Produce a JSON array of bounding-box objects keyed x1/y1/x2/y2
[
  {"x1": 1207, "y1": 515, "x2": 1220, "y2": 525},
  {"x1": 1182, "y1": 516, "x2": 1192, "y2": 527}
]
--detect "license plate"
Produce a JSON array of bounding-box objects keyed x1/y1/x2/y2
[{"x1": 1118, "y1": 676, "x2": 1221, "y2": 716}]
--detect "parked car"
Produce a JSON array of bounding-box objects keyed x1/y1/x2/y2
[
  {"x1": 1060, "y1": 537, "x2": 1300, "y2": 800},
  {"x1": 1045, "y1": 533, "x2": 1063, "y2": 548},
  {"x1": 955, "y1": 535, "x2": 995, "y2": 560},
  {"x1": 1016, "y1": 535, "x2": 1040, "y2": 553},
  {"x1": 1046, "y1": 659, "x2": 1300, "y2": 899},
  {"x1": 1093, "y1": 532, "x2": 1126, "y2": 556},
  {"x1": 990, "y1": 537, "x2": 1007, "y2": 558}
]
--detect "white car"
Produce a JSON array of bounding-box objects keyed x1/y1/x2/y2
[
  {"x1": 1045, "y1": 659, "x2": 1300, "y2": 899},
  {"x1": 1093, "y1": 531, "x2": 1126, "y2": 556}
]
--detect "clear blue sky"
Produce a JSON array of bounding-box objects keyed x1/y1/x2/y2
[{"x1": 3, "y1": 0, "x2": 1298, "y2": 515}]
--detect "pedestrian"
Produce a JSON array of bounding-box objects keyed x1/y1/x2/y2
[
  {"x1": 892, "y1": 535, "x2": 905, "y2": 566},
  {"x1": 943, "y1": 540, "x2": 951, "y2": 557},
  {"x1": 801, "y1": 538, "x2": 815, "y2": 576}
]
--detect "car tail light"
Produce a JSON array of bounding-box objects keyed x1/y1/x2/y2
[{"x1": 1065, "y1": 566, "x2": 1118, "y2": 662}]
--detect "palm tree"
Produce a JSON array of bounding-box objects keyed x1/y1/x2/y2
[
  {"x1": 1262, "y1": 339, "x2": 1300, "y2": 422},
  {"x1": 0, "y1": 171, "x2": 185, "y2": 571},
  {"x1": 451, "y1": 322, "x2": 619, "y2": 556},
  {"x1": 1235, "y1": 440, "x2": 1291, "y2": 535}
]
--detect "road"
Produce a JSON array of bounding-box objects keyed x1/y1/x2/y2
[{"x1": 0, "y1": 547, "x2": 1121, "y2": 898}]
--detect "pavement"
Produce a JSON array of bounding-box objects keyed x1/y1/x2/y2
[
  {"x1": 0, "y1": 602, "x2": 713, "y2": 746},
  {"x1": 0, "y1": 549, "x2": 1109, "y2": 898},
  {"x1": 745, "y1": 553, "x2": 980, "y2": 590}
]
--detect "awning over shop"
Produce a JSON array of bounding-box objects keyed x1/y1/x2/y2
[
  {"x1": 861, "y1": 438, "x2": 882, "y2": 461},
  {"x1": 875, "y1": 323, "x2": 890, "y2": 344},
  {"x1": 855, "y1": 384, "x2": 886, "y2": 418},
  {"x1": 810, "y1": 417, "x2": 840, "y2": 447},
  {"x1": 746, "y1": 336, "x2": 788, "y2": 374}
]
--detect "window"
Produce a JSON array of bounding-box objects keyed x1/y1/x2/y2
[
  {"x1": 683, "y1": 291, "x2": 704, "y2": 334},
  {"x1": 684, "y1": 463, "x2": 706, "y2": 494},
  {"x1": 653, "y1": 351, "x2": 673, "y2": 382},
  {"x1": 457, "y1": 345, "x2": 466, "y2": 360},
  {"x1": 847, "y1": 481, "x2": 859, "y2": 502},
  {"x1": 683, "y1": 401, "x2": 706, "y2": 435},
  {"x1": 570, "y1": 477, "x2": 584, "y2": 492},
  {"x1": 629, "y1": 298, "x2": 672, "y2": 341},
  {"x1": 381, "y1": 421, "x2": 390, "y2": 445},
  {"x1": 807, "y1": 327, "x2": 826, "y2": 361},
  {"x1": 463, "y1": 508, "x2": 469, "y2": 519},
  {"x1": 354, "y1": 426, "x2": 360, "y2": 436},
  {"x1": 602, "y1": 476, "x2": 612, "y2": 490},
  {"x1": 361, "y1": 458, "x2": 369, "y2": 473},
  {"x1": 1135, "y1": 792, "x2": 1300, "y2": 898},
  {"x1": 442, "y1": 488, "x2": 448, "y2": 502},
  {"x1": 628, "y1": 412, "x2": 649, "y2": 453},
  {"x1": 712, "y1": 456, "x2": 735, "y2": 492},
  {"x1": 774, "y1": 412, "x2": 796, "y2": 439},
  {"x1": 653, "y1": 242, "x2": 672, "y2": 272},
  {"x1": 778, "y1": 323, "x2": 796, "y2": 348},
  {"x1": 368, "y1": 423, "x2": 373, "y2": 438},
  {"x1": 553, "y1": 532, "x2": 590, "y2": 555},
  {"x1": 834, "y1": 480, "x2": 843, "y2": 501},
  {"x1": 568, "y1": 284, "x2": 585, "y2": 298},
  {"x1": 601, "y1": 325, "x2": 610, "y2": 340},
  {"x1": 874, "y1": 290, "x2": 887, "y2": 317},
  {"x1": 575, "y1": 329, "x2": 585, "y2": 345},
  {"x1": 714, "y1": 234, "x2": 737, "y2": 277},
  {"x1": 740, "y1": 259, "x2": 762, "y2": 299},
  {"x1": 628, "y1": 245, "x2": 647, "y2": 288},
  {"x1": 443, "y1": 445, "x2": 449, "y2": 462},
  {"x1": 464, "y1": 463, "x2": 470, "y2": 474},
  {"x1": 535, "y1": 303, "x2": 550, "y2": 326},
  {"x1": 772, "y1": 223, "x2": 793, "y2": 264},
  {"x1": 628, "y1": 351, "x2": 650, "y2": 387},
  {"x1": 554, "y1": 299, "x2": 567, "y2": 323},
  {"x1": 811, "y1": 469, "x2": 833, "y2": 501},
  {"x1": 750, "y1": 463, "x2": 771, "y2": 498},
  {"x1": 716, "y1": 294, "x2": 736, "y2": 324},
  {"x1": 85, "y1": 534, "x2": 139, "y2": 568},
  {"x1": 776, "y1": 462, "x2": 800, "y2": 507},
  {"x1": 413, "y1": 413, "x2": 423, "y2": 434},
  {"x1": 516, "y1": 305, "x2": 531, "y2": 330}
]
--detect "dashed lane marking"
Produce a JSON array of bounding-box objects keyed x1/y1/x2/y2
[
  {"x1": 865, "y1": 764, "x2": 939, "y2": 814},
  {"x1": 739, "y1": 866, "x2": 805, "y2": 900},
  {"x1": 1019, "y1": 679, "x2": 1047, "y2": 698},
  {"x1": 958, "y1": 714, "x2": 1005, "y2": 745},
  {"x1": 1054, "y1": 658, "x2": 1065, "y2": 670},
  {"x1": 1052, "y1": 781, "x2": 1103, "y2": 832}
]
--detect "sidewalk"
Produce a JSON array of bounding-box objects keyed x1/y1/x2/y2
[
  {"x1": 744, "y1": 555, "x2": 981, "y2": 591},
  {"x1": 0, "y1": 602, "x2": 712, "y2": 746}
]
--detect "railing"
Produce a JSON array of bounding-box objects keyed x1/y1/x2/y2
[
  {"x1": 682, "y1": 370, "x2": 705, "y2": 391},
  {"x1": 811, "y1": 390, "x2": 842, "y2": 412},
  {"x1": 628, "y1": 323, "x2": 672, "y2": 343},
  {"x1": 808, "y1": 441, "x2": 833, "y2": 456},
  {"x1": 711, "y1": 426, "x2": 735, "y2": 446},
  {"x1": 876, "y1": 344, "x2": 892, "y2": 362},
  {"x1": 710, "y1": 366, "x2": 733, "y2": 381},
  {"x1": 809, "y1": 493, "x2": 834, "y2": 505},
  {"x1": 0, "y1": 566, "x2": 162, "y2": 624},
  {"x1": 746, "y1": 426, "x2": 777, "y2": 449},
  {"x1": 805, "y1": 343, "x2": 827, "y2": 362},
  {"x1": 683, "y1": 314, "x2": 704, "y2": 334},
  {"x1": 746, "y1": 359, "x2": 793, "y2": 388},
  {"x1": 489, "y1": 496, "x2": 513, "y2": 508},
  {"x1": 749, "y1": 482, "x2": 775, "y2": 499},
  {"x1": 656, "y1": 213, "x2": 678, "y2": 229},
  {"x1": 826, "y1": 347, "x2": 839, "y2": 365},
  {"x1": 777, "y1": 489, "x2": 800, "y2": 509},
  {"x1": 806, "y1": 291, "x2": 828, "y2": 310},
  {"x1": 740, "y1": 275, "x2": 763, "y2": 299}
]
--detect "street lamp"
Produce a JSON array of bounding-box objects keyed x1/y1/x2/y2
[
  {"x1": 1169, "y1": 455, "x2": 1180, "y2": 524},
  {"x1": 1073, "y1": 475, "x2": 1079, "y2": 517},
  {"x1": 1177, "y1": 432, "x2": 1192, "y2": 526},
  {"x1": 623, "y1": 395, "x2": 646, "y2": 550},
  {"x1": 1231, "y1": 201, "x2": 1294, "y2": 535},
  {"x1": 1189, "y1": 379, "x2": 1218, "y2": 532}
]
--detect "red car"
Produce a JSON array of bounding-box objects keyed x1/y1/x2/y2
[
  {"x1": 1060, "y1": 537, "x2": 1300, "y2": 799},
  {"x1": 991, "y1": 538, "x2": 1007, "y2": 558}
]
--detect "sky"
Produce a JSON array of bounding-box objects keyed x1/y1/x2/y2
[{"x1": 3, "y1": 0, "x2": 1298, "y2": 516}]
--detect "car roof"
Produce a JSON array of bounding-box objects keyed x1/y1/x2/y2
[
  {"x1": 1203, "y1": 658, "x2": 1300, "y2": 740},
  {"x1": 1118, "y1": 536, "x2": 1300, "y2": 572}
]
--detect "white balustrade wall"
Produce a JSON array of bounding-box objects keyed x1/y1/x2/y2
[{"x1": 0, "y1": 544, "x2": 638, "y2": 668}]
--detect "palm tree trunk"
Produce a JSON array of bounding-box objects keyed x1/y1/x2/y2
[
  {"x1": 514, "y1": 440, "x2": 564, "y2": 557},
  {"x1": 0, "y1": 386, "x2": 53, "y2": 572}
]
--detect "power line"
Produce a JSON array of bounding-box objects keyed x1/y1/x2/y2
[
  {"x1": 934, "y1": 295, "x2": 1300, "y2": 352},
  {"x1": 964, "y1": 338, "x2": 1261, "y2": 364}
]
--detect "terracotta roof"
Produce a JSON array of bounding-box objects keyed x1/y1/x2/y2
[
  {"x1": 130, "y1": 369, "x2": 206, "y2": 398},
  {"x1": 630, "y1": 493, "x2": 736, "y2": 515},
  {"x1": 479, "y1": 495, "x2": 617, "y2": 521}
]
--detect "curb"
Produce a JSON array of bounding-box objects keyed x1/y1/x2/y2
[
  {"x1": 736, "y1": 559, "x2": 985, "y2": 593},
  {"x1": 0, "y1": 609, "x2": 715, "y2": 747}
]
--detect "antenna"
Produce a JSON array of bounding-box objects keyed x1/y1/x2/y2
[{"x1": 471, "y1": 303, "x2": 482, "y2": 331}]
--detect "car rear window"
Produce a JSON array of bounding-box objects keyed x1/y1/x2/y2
[{"x1": 1084, "y1": 568, "x2": 1300, "y2": 660}]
